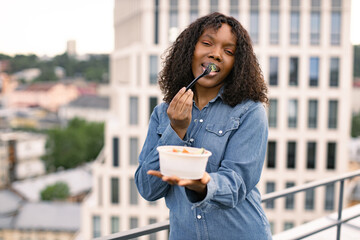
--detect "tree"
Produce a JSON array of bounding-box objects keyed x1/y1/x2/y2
[
  {"x1": 354, "y1": 45, "x2": 360, "y2": 78},
  {"x1": 43, "y1": 118, "x2": 104, "y2": 172},
  {"x1": 352, "y1": 112, "x2": 360, "y2": 138},
  {"x1": 40, "y1": 181, "x2": 70, "y2": 201}
]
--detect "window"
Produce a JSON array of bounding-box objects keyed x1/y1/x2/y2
[
  {"x1": 130, "y1": 217, "x2": 138, "y2": 229},
  {"x1": 284, "y1": 222, "x2": 294, "y2": 230},
  {"x1": 287, "y1": 141, "x2": 296, "y2": 169},
  {"x1": 230, "y1": 0, "x2": 239, "y2": 19},
  {"x1": 269, "y1": 0, "x2": 280, "y2": 44},
  {"x1": 305, "y1": 187, "x2": 315, "y2": 210},
  {"x1": 309, "y1": 57, "x2": 319, "y2": 87},
  {"x1": 169, "y1": 0, "x2": 179, "y2": 42},
  {"x1": 328, "y1": 100, "x2": 338, "y2": 129},
  {"x1": 250, "y1": 0, "x2": 259, "y2": 44},
  {"x1": 325, "y1": 183, "x2": 335, "y2": 210},
  {"x1": 331, "y1": 0, "x2": 342, "y2": 46},
  {"x1": 149, "y1": 55, "x2": 158, "y2": 85},
  {"x1": 149, "y1": 218, "x2": 157, "y2": 240},
  {"x1": 154, "y1": 0, "x2": 159, "y2": 44},
  {"x1": 285, "y1": 182, "x2": 295, "y2": 209},
  {"x1": 290, "y1": 0, "x2": 300, "y2": 45},
  {"x1": 266, "y1": 182, "x2": 276, "y2": 209},
  {"x1": 306, "y1": 142, "x2": 316, "y2": 169},
  {"x1": 210, "y1": 0, "x2": 219, "y2": 13},
  {"x1": 190, "y1": 0, "x2": 199, "y2": 22},
  {"x1": 111, "y1": 177, "x2": 119, "y2": 204},
  {"x1": 288, "y1": 99, "x2": 298, "y2": 128},
  {"x1": 98, "y1": 177, "x2": 103, "y2": 206},
  {"x1": 268, "y1": 99, "x2": 278, "y2": 128},
  {"x1": 267, "y1": 141, "x2": 276, "y2": 168},
  {"x1": 112, "y1": 137, "x2": 119, "y2": 167},
  {"x1": 308, "y1": 100, "x2": 318, "y2": 129},
  {"x1": 111, "y1": 216, "x2": 120, "y2": 234},
  {"x1": 330, "y1": 57, "x2": 340, "y2": 87},
  {"x1": 129, "y1": 96, "x2": 139, "y2": 125},
  {"x1": 310, "y1": 0, "x2": 321, "y2": 45},
  {"x1": 92, "y1": 216, "x2": 101, "y2": 238},
  {"x1": 269, "y1": 57, "x2": 279, "y2": 86},
  {"x1": 289, "y1": 57, "x2": 299, "y2": 86},
  {"x1": 149, "y1": 97, "x2": 158, "y2": 119},
  {"x1": 130, "y1": 178, "x2": 138, "y2": 205},
  {"x1": 327, "y1": 142, "x2": 336, "y2": 170},
  {"x1": 129, "y1": 137, "x2": 139, "y2": 166}
]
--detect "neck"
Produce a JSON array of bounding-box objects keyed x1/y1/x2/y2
[{"x1": 194, "y1": 85, "x2": 222, "y2": 110}]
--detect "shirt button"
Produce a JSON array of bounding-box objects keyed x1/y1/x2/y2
[
  {"x1": 197, "y1": 215, "x2": 202, "y2": 219},
  {"x1": 199, "y1": 119, "x2": 204, "y2": 123},
  {"x1": 190, "y1": 138, "x2": 194, "y2": 142},
  {"x1": 194, "y1": 119, "x2": 198, "y2": 122},
  {"x1": 218, "y1": 130, "x2": 223, "y2": 134}
]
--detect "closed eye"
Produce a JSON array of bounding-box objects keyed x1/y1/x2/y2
[
  {"x1": 202, "y1": 41, "x2": 211, "y2": 46},
  {"x1": 225, "y1": 49, "x2": 234, "y2": 55}
]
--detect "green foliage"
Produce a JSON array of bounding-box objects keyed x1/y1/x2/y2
[
  {"x1": 354, "y1": 45, "x2": 360, "y2": 78},
  {"x1": 40, "y1": 181, "x2": 70, "y2": 201},
  {"x1": 352, "y1": 112, "x2": 360, "y2": 138},
  {"x1": 43, "y1": 118, "x2": 104, "y2": 172}
]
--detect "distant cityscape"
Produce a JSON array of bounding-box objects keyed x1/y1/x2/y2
[{"x1": 1, "y1": 0, "x2": 360, "y2": 240}]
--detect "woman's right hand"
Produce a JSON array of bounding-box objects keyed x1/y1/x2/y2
[{"x1": 167, "y1": 87, "x2": 193, "y2": 139}]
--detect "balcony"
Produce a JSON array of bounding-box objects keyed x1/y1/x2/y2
[{"x1": 94, "y1": 170, "x2": 360, "y2": 240}]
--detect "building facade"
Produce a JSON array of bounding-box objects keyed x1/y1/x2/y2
[{"x1": 82, "y1": 0, "x2": 352, "y2": 238}]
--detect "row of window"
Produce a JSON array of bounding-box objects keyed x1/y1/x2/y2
[
  {"x1": 129, "y1": 96, "x2": 159, "y2": 126},
  {"x1": 265, "y1": 182, "x2": 335, "y2": 211},
  {"x1": 92, "y1": 215, "x2": 158, "y2": 239},
  {"x1": 112, "y1": 137, "x2": 140, "y2": 167},
  {"x1": 267, "y1": 141, "x2": 337, "y2": 170},
  {"x1": 162, "y1": 0, "x2": 342, "y2": 45},
  {"x1": 268, "y1": 99, "x2": 338, "y2": 129},
  {"x1": 269, "y1": 56, "x2": 340, "y2": 87}
]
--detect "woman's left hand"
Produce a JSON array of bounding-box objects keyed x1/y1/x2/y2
[{"x1": 147, "y1": 170, "x2": 210, "y2": 195}]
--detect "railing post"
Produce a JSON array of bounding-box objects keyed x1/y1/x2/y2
[{"x1": 336, "y1": 180, "x2": 344, "y2": 240}]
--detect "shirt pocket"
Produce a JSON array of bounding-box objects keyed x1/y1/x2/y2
[{"x1": 203, "y1": 117, "x2": 240, "y2": 170}]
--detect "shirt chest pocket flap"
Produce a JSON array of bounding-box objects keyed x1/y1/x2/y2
[{"x1": 205, "y1": 117, "x2": 240, "y2": 137}]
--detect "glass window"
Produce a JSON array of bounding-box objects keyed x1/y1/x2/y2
[
  {"x1": 309, "y1": 57, "x2": 319, "y2": 87},
  {"x1": 267, "y1": 141, "x2": 276, "y2": 168},
  {"x1": 330, "y1": 57, "x2": 340, "y2": 87},
  {"x1": 269, "y1": 0, "x2": 280, "y2": 44},
  {"x1": 269, "y1": 99, "x2": 278, "y2": 128},
  {"x1": 266, "y1": 181, "x2": 276, "y2": 209},
  {"x1": 169, "y1": 0, "x2": 179, "y2": 42},
  {"x1": 111, "y1": 177, "x2": 119, "y2": 204},
  {"x1": 130, "y1": 178, "x2": 138, "y2": 205},
  {"x1": 149, "y1": 55, "x2": 158, "y2": 85},
  {"x1": 289, "y1": 57, "x2": 299, "y2": 86},
  {"x1": 149, "y1": 218, "x2": 157, "y2": 240},
  {"x1": 284, "y1": 222, "x2": 294, "y2": 230},
  {"x1": 112, "y1": 137, "x2": 119, "y2": 167},
  {"x1": 331, "y1": 0, "x2": 341, "y2": 46},
  {"x1": 328, "y1": 100, "x2": 338, "y2": 129},
  {"x1": 285, "y1": 182, "x2": 295, "y2": 209},
  {"x1": 290, "y1": 10, "x2": 300, "y2": 45},
  {"x1": 308, "y1": 99, "x2": 318, "y2": 128},
  {"x1": 250, "y1": 0, "x2": 259, "y2": 44},
  {"x1": 287, "y1": 141, "x2": 296, "y2": 169},
  {"x1": 310, "y1": 10, "x2": 321, "y2": 45},
  {"x1": 327, "y1": 142, "x2": 336, "y2": 170},
  {"x1": 230, "y1": 0, "x2": 239, "y2": 19},
  {"x1": 325, "y1": 183, "x2": 335, "y2": 210},
  {"x1": 306, "y1": 142, "x2": 316, "y2": 169},
  {"x1": 111, "y1": 216, "x2": 120, "y2": 234},
  {"x1": 190, "y1": 0, "x2": 199, "y2": 22},
  {"x1": 269, "y1": 57, "x2": 279, "y2": 86},
  {"x1": 149, "y1": 97, "x2": 158, "y2": 119},
  {"x1": 288, "y1": 99, "x2": 298, "y2": 128},
  {"x1": 92, "y1": 216, "x2": 101, "y2": 238},
  {"x1": 129, "y1": 96, "x2": 139, "y2": 125},
  {"x1": 210, "y1": 0, "x2": 219, "y2": 13},
  {"x1": 130, "y1": 217, "x2": 138, "y2": 229},
  {"x1": 129, "y1": 137, "x2": 139, "y2": 166},
  {"x1": 305, "y1": 187, "x2": 315, "y2": 210},
  {"x1": 154, "y1": 0, "x2": 159, "y2": 44},
  {"x1": 98, "y1": 177, "x2": 103, "y2": 206}
]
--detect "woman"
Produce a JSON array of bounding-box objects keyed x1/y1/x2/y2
[{"x1": 135, "y1": 12, "x2": 272, "y2": 239}]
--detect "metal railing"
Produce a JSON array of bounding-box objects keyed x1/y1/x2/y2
[{"x1": 94, "y1": 169, "x2": 360, "y2": 240}]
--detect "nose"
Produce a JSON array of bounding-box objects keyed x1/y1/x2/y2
[{"x1": 208, "y1": 47, "x2": 222, "y2": 62}]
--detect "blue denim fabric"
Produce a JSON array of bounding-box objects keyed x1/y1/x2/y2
[{"x1": 135, "y1": 93, "x2": 272, "y2": 240}]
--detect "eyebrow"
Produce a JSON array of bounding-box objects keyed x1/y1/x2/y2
[{"x1": 202, "y1": 33, "x2": 236, "y2": 47}]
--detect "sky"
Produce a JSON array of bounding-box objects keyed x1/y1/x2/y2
[{"x1": 0, "y1": 0, "x2": 359, "y2": 57}]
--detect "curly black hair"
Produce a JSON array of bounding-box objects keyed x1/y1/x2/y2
[{"x1": 158, "y1": 12, "x2": 268, "y2": 107}]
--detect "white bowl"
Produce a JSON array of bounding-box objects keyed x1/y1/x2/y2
[{"x1": 157, "y1": 145, "x2": 212, "y2": 179}]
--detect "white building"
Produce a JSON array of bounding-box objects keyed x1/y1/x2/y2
[{"x1": 82, "y1": 0, "x2": 353, "y2": 238}]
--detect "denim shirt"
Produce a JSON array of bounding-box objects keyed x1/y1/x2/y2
[{"x1": 135, "y1": 92, "x2": 272, "y2": 240}]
